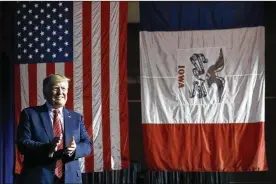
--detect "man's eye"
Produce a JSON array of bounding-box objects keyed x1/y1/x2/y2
[{"x1": 52, "y1": 87, "x2": 67, "y2": 91}]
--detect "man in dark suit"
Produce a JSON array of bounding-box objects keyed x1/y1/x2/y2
[{"x1": 17, "y1": 74, "x2": 92, "y2": 184}]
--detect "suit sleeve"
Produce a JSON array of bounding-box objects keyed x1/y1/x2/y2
[
  {"x1": 73, "y1": 115, "x2": 92, "y2": 159},
  {"x1": 17, "y1": 109, "x2": 52, "y2": 157}
]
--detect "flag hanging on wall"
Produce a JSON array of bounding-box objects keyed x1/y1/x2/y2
[
  {"x1": 140, "y1": 2, "x2": 267, "y2": 171},
  {"x1": 14, "y1": 1, "x2": 129, "y2": 173}
]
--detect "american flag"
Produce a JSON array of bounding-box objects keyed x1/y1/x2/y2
[{"x1": 14, "y1": 1, "x2": 129, "y2": 173}]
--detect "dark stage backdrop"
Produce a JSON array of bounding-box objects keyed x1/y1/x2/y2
[{"x1": 1, "y1": 2, "x2": 276, "y2": 184}]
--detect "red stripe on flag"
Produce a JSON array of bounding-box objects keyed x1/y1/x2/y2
[
  {"x1": 82, "y1": 1, "x2": 94, "y2": 172},
  {"x1": 101, "y1": 2, "x2": 111, "y2": 171},
  {"x1": 142, "y1": 122, "x2": 267, "y2": 171},
  {"x1": 65, "y1": 62, "x2": 74, "y2": 110},
  {"x1": 14, "y1": 64, "x2": 23, "y2": 174},
  {"x1": 14, "y1": 64, "x2": 21, "y2": 133},
  {"x1": 28, "y1": 64, "x2": 37, "y2": 106},
  {"x1": 119, "y1": 2, "x2": 130, "y2": 169},
  {"x1": 46, "y1": 63, "x2": 55, "y2": 76}
]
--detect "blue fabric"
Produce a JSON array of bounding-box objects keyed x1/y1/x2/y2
[
  {"x1": 14, "y1": 2, "x2": 73, "y2": 64},
  {"x1": 140, "y1": 2, "x2": 264, "y2": 31},
  {"x1": 0, "y1": 53, "x2": 15, "y2": 184}
]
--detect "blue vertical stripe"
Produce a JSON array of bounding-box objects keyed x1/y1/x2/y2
[{"x1": 0, "y1": 54, "x2": 14, "y2": 184}]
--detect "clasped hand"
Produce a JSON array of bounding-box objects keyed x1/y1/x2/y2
[
  {"x1": 51, "y1": 135, "x2": 76, "y2": 157},
  {"x1": 65, "y1": 136, "x2": 76, "y2": 156},
  {"x1": 51, "y1": 135, "x2": 63, "y2": 151}
]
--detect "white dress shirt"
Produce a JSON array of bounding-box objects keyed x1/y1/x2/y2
[
  {"x1": 46, "y1": 102, "x2": 65, "y2": 157},
  {"x1": 46, "y1": 102, "x2": 64, "y2": 132},
  {"x1": 46, "y1": 102, "x2": 75, "y2": 158}
]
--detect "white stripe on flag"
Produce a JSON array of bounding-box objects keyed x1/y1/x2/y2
[
  {"x1": 73, "y1": 2, "x2": 83, "y2": 120},
  {"x1": 37, "y1": 63, "x2": 46, "y2": 106},
  {"x1": 20, "y1": 64, "x2": 29, "y2": 110},
  {"x1": 109, "y1": 1, "x2": 121, "y2": 170},
  {"x1": 55, "y1": 63, "x2": 64, "y2": 76},
  {"x1": 140, "y1": 27, "x2": 265, "y2": 124},
  {"x1": 73, "y1": 1, "x2": 85, "y2": 172},
  {"x1": 92, "y1": 1, "x2": 104, "y2": 172}
]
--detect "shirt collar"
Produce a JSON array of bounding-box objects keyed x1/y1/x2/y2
[{"x1": 46, "y1": 102, "x2": 63, "y2": 116}]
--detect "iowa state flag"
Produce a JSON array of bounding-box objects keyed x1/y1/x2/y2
[{"x1": 140, "y1": 2, "x2": 267, "y2": 171}]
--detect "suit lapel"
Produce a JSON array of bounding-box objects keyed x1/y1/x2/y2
[
  {"x1": 63, "y1": 107, "x2": 72, "y2": 146},
  {"x1": 39, "y1": 104, "x2": 53, "y2": 141}
]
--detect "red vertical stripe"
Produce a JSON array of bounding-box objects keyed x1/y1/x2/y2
[
  {"x1": 46, "y1": 63, "x2": 55, "y2": 76},
  {"x1": 14, "y1": 64, "x2": 23, "y2": 174},
  {"x1": 28, "y1": 64, "x2": 37, "y2": 106},
  {"x1": 65, "y1": 62, "x2": 74, "y2": 110},
  {"x1": 119, "y1": 2, "x2": 130, "y2": 169},
  {"x1": 101, "y1": 2, "x2": 111, "y2": 171},
  {"x1": 82, "y1": 2, "x2": 94, "y2": 172}
]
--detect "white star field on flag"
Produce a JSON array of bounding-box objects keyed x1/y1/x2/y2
[{"x1": 15, "y1": 2, "x2": 72, "y2": 63}]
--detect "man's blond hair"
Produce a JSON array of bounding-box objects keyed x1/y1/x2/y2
[{"x1": 43, "y1": 74, "x2": 70, "y2": 98}]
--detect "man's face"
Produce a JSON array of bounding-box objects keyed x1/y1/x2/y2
[{"x1": 45, "y1": 81, "x2": 68, "y2": 108}]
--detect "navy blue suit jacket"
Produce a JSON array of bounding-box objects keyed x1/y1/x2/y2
[{"x1": 17, "y1": 104, "x2": 92, "y2": 184}]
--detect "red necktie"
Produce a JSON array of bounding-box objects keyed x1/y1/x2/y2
[{"x1": 53, "y1": 109, "x2": 63, "y2": 178}]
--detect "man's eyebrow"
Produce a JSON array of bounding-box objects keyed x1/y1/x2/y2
[{"x1": 52, "y1": 86, "x2": 67, "y2": 88}]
